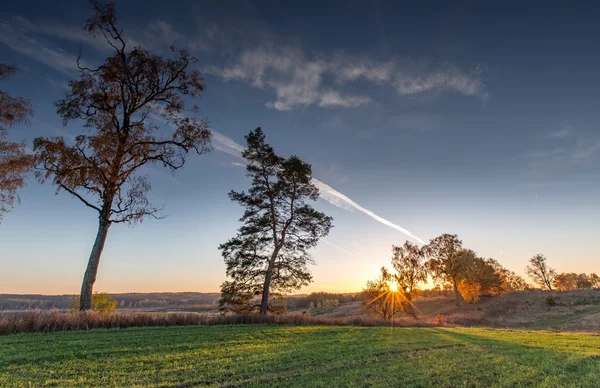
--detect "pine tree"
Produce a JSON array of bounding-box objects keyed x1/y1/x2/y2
[{"x1": 219, "y1": 128, "x2": 332, "y2": 314}]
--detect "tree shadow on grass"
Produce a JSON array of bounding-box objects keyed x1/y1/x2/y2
[{"x1": 430, "y1": 328, "x2": 600, "y2": 387}]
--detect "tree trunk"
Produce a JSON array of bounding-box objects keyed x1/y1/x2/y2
[
  {"x1": 259, "y1": 248, "x2": 280, "y2": 315},
  {"x1": 453, "y1": 281, "x2": 461, "y2": 306},
  {"x1": 79, "y1": 217, "x2": 111, "y2": 311}
]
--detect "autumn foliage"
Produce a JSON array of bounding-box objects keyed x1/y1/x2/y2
[
  {"x1": 33, "y1": 1, "x2": 211, "y2": 311},
  {"x1": 0, "y1": 64, "x2": 33, "y2": 221}
]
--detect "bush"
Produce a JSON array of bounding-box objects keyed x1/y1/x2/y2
[
  {"x1": 70, "y1": 292, "x2": 118, "y2": 313},
  {"x1": 545, "y1": 295, "x2": 557, "y2": 308}
]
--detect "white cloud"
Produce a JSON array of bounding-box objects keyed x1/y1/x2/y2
[
  {"x1": 211, "y1": 44, "x2": 485, "y2": 110},
  {"x1": 318, "y1": 91, "x2": 371, "y2": 108},
  {"x1": 213, "y1": 45, "x2": 370, "y2": 111},
  {"x1": 393, "y1": 64, "x2": 483, "y2": 96},
  {"x1": 335, "y1": 59, "x2": 394, "y2": 84}
]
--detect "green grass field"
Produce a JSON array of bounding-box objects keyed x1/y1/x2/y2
[{"x1": 1, "y1": 325, "x2": 599, "y2": 387}]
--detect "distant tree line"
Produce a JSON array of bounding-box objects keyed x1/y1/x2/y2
[
  {"x1": 525, "y1": 254, "x2": 599, "y2": 291},
  {"x1": 288, "y1": 292, "x2": 360, "y2": 310},
  {"x1": 0, "y1": 293, "x2": 220, "y2": 311}
]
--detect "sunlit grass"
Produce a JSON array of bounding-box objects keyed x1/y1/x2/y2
[{"x1": 1, "y1": 325, "x2": 599, "y2": 387}]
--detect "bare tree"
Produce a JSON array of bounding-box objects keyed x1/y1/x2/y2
[
  {"x1": 0, "y1": 64, "x2": 34, "y2": 221},
  {"x1": 525, "y1": 254, "x2": 556, "y2": 291},
  {"x1": 34, "y1": 2, "x2": 211, "y2": 311}
]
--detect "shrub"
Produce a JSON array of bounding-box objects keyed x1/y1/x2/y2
[
  {"x1": 435, "y1": 314, "x2": 444, "y2": 325},
  {"x1": 70, "y1": 292, "x2": 118, "y2": 313},
  {"x1": 545, "y1": 295, "x2": 557, "y2": 308}
]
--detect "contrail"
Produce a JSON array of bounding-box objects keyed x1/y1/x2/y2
[
  {"x1": 211, "y1": 130, "x2": 425, "y2": 245},
  {"x1": 311, "y1": 179, "x2": 426, "y2": 245},
  {"x1": 322, "y1": 239, "x2": 354, "y2": 256}
]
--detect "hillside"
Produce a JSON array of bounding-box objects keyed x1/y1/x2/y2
[
  {"x1": 298, "y1": 290, "x2": 600, "y2": 332},
  {"x1": 3, "y1": 290, "x2": 599, "y2": 332}
]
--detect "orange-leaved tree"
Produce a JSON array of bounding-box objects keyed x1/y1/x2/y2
[
  {"x1": 0, "y1": 64, "x2": 34, "y2": 222},
  {"x1": 34, "y1": 1, "x2": 212, "y2": 311},
  {"x1": 424, "y1": 234, "x2": 468, "y2": 306}
]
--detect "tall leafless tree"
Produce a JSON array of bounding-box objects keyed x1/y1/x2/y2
[{"x1": 34, "y1": 1, "x2": 211, "y2": 310}]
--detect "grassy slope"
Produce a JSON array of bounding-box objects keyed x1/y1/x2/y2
[
  {"x1": 305, "y1": 290, "x2": 600, "y2": 331},
  {"x1": 1, "y1": 325, "x2": 599, "y2": 387}
]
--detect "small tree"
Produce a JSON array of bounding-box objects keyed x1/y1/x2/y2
[
  {"x1": 589, "y1": 273, "x2": 600, "y2": 289},
  {"x1": 391, "y1": 241, "x2": 428, "y2": 316},
  {"x1": 576, "y1": 273, "x2": 592, "y2": 290},
  {"x1": 525, "y1": 254, "x2": 555, "y2": 291},
  {"x1": 505, "y1": 271, "x2": 529, "y2": 291},
  {"x1": 34, "y1": 2, "x2": 212, "y2": 311},
  {"x1": 70, "y1": 292, "x2": 117, "y2": 313},
  {"x1": 425, "y1": 234, "x2": 468, "y2": 306},
  {"x1": 553, "y1": 272, "x2": 578, "y2": 291},
  {"x1": 219, "y1": 128, "x2": 333, "y2": 315},
  {"x1": 0, "y1": 64, "x2": 34, "y2": 222},
  {"x1": 362, "y1": 267, "x2": 405, "y2": 320},
  {"x1": 458, "y1": 257, "x2": 504, "y2": 303}
]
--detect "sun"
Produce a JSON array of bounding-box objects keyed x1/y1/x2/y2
[{"x1": 389, "y1": 282, "x2": 398, "y2": 292}]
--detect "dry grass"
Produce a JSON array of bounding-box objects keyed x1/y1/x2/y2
[{"x1": 0, "y1": 310, "x2": 444, "y2": 335}]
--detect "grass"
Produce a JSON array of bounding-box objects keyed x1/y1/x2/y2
[
  {"x1": 1, "y1": 325, "x2": 599, "y2": 387},
  {"x1": 526, "y1": 305, "x2": 600, "y2": 330}
]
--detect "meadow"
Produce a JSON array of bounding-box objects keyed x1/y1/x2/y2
[{"x1": 1, "y1": 325, "x2": 599, "y2": 387}]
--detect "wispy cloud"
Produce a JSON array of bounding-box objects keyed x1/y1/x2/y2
[
  {"x1": 10, "y1": 15, "x2": 113, "y2": 53},
  {"x1": 215, "y1": 131, "x2": 424, "y2": 244},
  {"x1": 573, "y1": 141, "x2": 600, "y2": 160},
  {"x1": 209, "y1": 43, "x2": 485, "y2": 111},
  {"x1": 0, "y1": 19, "x2": 81, "y2": 76},
  {"x1": 546, "y1": 127, "x2": 571, "y2": 139},
  {"x1": 0, "y1": 15, "x2": 213, "y2": 75}
]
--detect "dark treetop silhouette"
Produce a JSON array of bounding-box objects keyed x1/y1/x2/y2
[
  {"x1": 219, "y1": 128, "x2": 332, "y2": 315},
  {"x1": 33, "y1": 1, "x2": 212, "y2": 311}
]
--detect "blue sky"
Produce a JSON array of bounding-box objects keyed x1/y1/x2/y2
[{"x1": 1, "y1": 1, "x2": 598, "y2": 294}]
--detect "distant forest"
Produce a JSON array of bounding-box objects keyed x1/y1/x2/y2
[
  {"x1": 0, "y1": 290, "x2": 455, "y2": 312},
  {"x1": 0, "y1": 293, "x2": 220, "y2": 312}
]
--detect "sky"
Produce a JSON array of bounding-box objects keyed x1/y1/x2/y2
[{"x1": 1, "y1": 0, "x2": 599, "y2": 294}]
